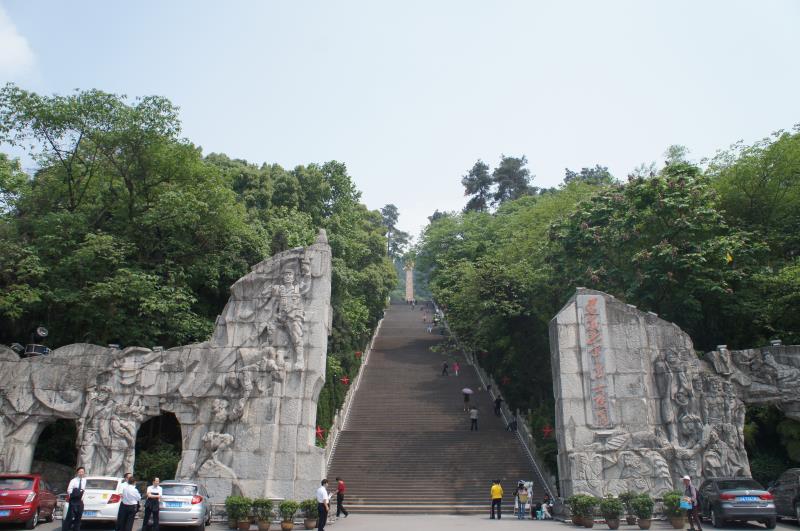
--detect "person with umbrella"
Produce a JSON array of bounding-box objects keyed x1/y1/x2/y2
[{"x1": 462, "y1": 387, "x2": 473, "y2": 411}]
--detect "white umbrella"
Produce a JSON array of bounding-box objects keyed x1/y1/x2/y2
[{"x1": 462, "y1": 388, "x2": 474, "y2": 394}]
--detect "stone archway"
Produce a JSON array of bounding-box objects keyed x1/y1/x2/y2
[
  {"x1": 134, "y1": 413, "x2": 182, "y2": 481},
  {"x1": 32, "y1": 419, "x2": 78, "y2": 489}
]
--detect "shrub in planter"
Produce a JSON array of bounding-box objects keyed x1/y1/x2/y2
[
  {"x1": 631, "y1": 494, "x2": 653, "y2": 530},
  {"x1": 599, "y1": 496, "x2": 623, "y2": 530},
  {"x1": 618, "y1": 491, "x2": 636, "y2": 525},
  {"x1": 662, "y1": 490, "x2": 685, "y2": 529},
  {"x1": 299, "y1": 500, "x2": 318, "y2": 530},
  {"x1": 252, "y1": 499, "x2": 274, "y2": 531},
  {"x1": 225, "y1": 496, "x2": 253, "y2": 530},
  {"x1": 279, "y1": 501, "x2": 299, "y2": 531},
  {"x1": 569, "y1": 494, "x2": 598, "y2": 528}
]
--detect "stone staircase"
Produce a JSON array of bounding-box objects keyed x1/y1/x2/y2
[{"x1": 326, "y1": 302, "x2": 546, "y2": 514}]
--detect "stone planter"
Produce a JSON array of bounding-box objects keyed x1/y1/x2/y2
[
  {"x1": 637, "y1": 518, "x2": 651, "y2": 530},
  {"x1": 626, "y1": 516, "x2": 636, "y2": 525},
  {"x1": 257, "y1": 520, "x2": 272, "y2": 531},
  {"x1": 668, "y1": 516, "x2": 684, "y2": 529},
  {"x1": 573, "y1": 516, "x2": 584, "y2": 526},
  {"x1": 228, "y1": 520, "x2": 238, "y2": 530},
  {"x1": 606, "y1": 518, "x2": 620, "y2": 530},
  {"x1": 303, "y1": 519, "x2": 317, "y2": 530},
  {"x1": 280, "y1": 522, "x2": 294, "y2": 531},
  {"x1": 583, "y1": 517, "x2": 595, "y2": 528},
  {"x1": 238, "y1": 520, "x2": 252, "y2": 531}
]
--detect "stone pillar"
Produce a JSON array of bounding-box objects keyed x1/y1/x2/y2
[{"x1": 404, "y1": 262, "x2": 414, "y2": 302}]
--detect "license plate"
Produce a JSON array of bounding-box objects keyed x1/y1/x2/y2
[
  {"x1": 737, "y1": 496, "x2": 758, "y2": 502},
  {"x1": 0, "y1": 510, "x2": 10, "y2": 517},
  {"x1": 166, "y1": 502, "x2": 183, "y2": 508},
  {"x1": 84, "y1": 511, "x2": 98, "y2": 516}
]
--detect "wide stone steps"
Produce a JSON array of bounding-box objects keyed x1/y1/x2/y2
[{"x1": 326, "y1": 302, "x2": 544, "y2": 514}]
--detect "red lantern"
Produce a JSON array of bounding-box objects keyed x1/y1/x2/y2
[
  {"x1": 315, "y1": 425, "x2": 325, "y2": 439},
  {"x1": 542, "y1": 425, "x2": 554, "y2": 438},
  {"x1": 340, "y1": 376, "x2": 350, "y2": 386},
  {"x1": 355, "y1": 351, "x2": 362, "y2": 358}
]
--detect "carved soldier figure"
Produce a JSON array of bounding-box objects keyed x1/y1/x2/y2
[
  {"x1": 77, "y1": 386, "x2": 115, "y2": 472},
  {"x1": 654, "y1": 349, "x2": 692, "y2": 442},
  {"x1": 262, "y1": 260, "x2": 311, "y2": 369}
]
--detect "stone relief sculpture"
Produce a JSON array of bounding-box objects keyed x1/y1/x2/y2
[
  {"x1": 0, "y1": 231, "x2": 332, "y2": 500},
  {"x1": 550, "y1": 288, "x2": 798, "y2": 498}
]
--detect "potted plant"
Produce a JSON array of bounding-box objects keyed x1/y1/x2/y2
[
  {"x1": 279, "y1": 500, "x2": 299, "y2": 531},
  {"x1": 252, "y1": 498, "x2": 274, "y2": 531},
  {"x1": 569, "y1": 494, "x2": 598, "y2": 528},
  {"x1": 299, "y1": 500, "x2": 318, "y2": 530},
  {"x1": 567, "y1": 495, "x2": 585, "y2": 526},
  {"x1": 618, "y1": 491, "x2": 636, "y2": 525},
  {"x1": 662, "y1": 490, "x2": 685, "y2": 529},
  {"x1": 600, "y1": 496, "x2": 624, "y2": 530},
  {"x1": 631, "y1": 494, "x2": 654, "y2": 530},
  {"x1": 225, "y1": 496, "x2": 253, "y2": 531}
]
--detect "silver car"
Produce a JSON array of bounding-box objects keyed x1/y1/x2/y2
[{"x1": 158, "y1": 481, "x2": 212, "y2": 531}]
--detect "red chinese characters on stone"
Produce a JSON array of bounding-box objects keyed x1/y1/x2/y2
[{"x1": 584, "y1": 297, "x2": 611, "y2": 427}]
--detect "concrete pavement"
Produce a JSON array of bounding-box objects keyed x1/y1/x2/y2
[{"x1": 19, "y1": 517, "x2": 798, "y2": 531}]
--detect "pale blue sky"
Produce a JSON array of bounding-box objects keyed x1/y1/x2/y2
[{"x1": 1, "y1": 1, "x2": 799, "y2": 237}]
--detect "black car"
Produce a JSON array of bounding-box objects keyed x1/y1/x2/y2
[
  {"x1": 698, "y1": 477, "x2": 776, "y2": 529},
  {"x1": 769, "y1": 468, "x2": 800, "y2": 520}
]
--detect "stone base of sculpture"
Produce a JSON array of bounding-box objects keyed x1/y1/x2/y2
[
  {"x1": 550, "y1": 288, "x2": 799, "y2": 498},
  {"x1": 0, "y1": 231, "x2": 332, "y2": 500}
]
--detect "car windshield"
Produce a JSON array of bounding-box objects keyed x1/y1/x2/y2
[
  {"x1": 85, "y1": 479, "x2": 120, "y2": 491},
  {"x1": 0, "y1": 478, "x2": 34, "y2": 490},
  {"x1": 161, "y1": 484, "x2": 197, "y2": 496},
  {"x1": 718, "y1": 479, "x2": 763, "y2": 491}
]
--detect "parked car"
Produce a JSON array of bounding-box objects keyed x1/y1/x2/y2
[
  {"x1": 63, "y1": 476, "x2": 125, "y2": 524},
  {"x1": 698, "y1": 477, "x2": 776, "y2": 529},
  {"x1": 0, "y1": 473, "x2": 58, "y2": 529},
  {"x1": 769, "y1": 468, "x2": 800, "y2": 520},
  {"x1": 158, "y1": 481, "x2": 212, "y2": 531}
]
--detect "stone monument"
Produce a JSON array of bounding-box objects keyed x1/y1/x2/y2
[
  {"x1": 0, "y1": 231, "x2": 332, "y2": 499},
  {"x1": 404, "y1": 262, "x2": 414, "y2": 303},
  {"x1": 550, "y1": 288, "x2": 800, "y2": 498}
]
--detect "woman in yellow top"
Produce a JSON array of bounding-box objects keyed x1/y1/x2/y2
[{"x1": 491, "y1": 480, "x2": 504, "y2": 519}]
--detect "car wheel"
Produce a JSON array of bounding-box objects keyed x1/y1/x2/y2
[
  {"x1": 711, "y1": 508, "x2": 723, "y2": 529},
  {"x1": 24, "y1": 510, "x2": 39, "y2": 529},
  {"x1": 195, "y1": 519, "x2": 206, "y2": 531},
  {"x1": 764, "y1": 517, "x2": 776, "y2": 529},
  {"x1": 796, "y1": 503, "x2": 800, "y2": 523},
  {"x1": 44, "y1": 508, "x2": 54, "y2": 523},
  {"x1": 205, "y1": 510, "x2": 212, "y2": 526}
]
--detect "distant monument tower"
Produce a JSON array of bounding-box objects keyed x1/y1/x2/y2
[{"x1": 404, "y1": 262, "x2": 415, "y2": 302}]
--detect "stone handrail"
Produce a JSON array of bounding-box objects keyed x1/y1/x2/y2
[
  {"x1": 324, "y1": 311, "x2": 385, "y2": 470},
  {"x1": 435, "y1": 302, "x2": 558, "y2": 500}
]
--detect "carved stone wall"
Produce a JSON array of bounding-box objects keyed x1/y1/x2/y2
[
  {"x1": 0, "y1": 231, "x2": 332, "y2": 500},
  {"x1": 550, "y1": 288, "x2": 799, "y2": 498}
]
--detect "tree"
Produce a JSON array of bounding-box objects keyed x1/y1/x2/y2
[
  {"x1": 462, "y1": 160, "x2": 493, "y2": 212},
  {"x1": 380, "y1": 203, "x2": 399, "y2": 256},
  {"x1": 492, "y1": 155, "x2": 534, "y2": 204},
  {"x1": 564, "y1": 165, "x2": 614, "y2": 186}
]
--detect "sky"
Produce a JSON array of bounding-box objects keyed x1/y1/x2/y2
[{"x1": 1, "y1": 1, "x2": 799, "y2": 238}]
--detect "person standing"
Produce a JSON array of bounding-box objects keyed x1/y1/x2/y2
[
  {"x1": 490, "y1": 480, "x2": 503, "y2": 520},
  {"x1": 116, "y1": 475, "x2": 141, "y2": 531},
  {"x1": 452, "y1": 361, "x2": 460, "y2": 376},
  {"x1": 494, "y1": 396, "x2": 503, "y2": 416},
  {"x1": 62, "y1": 466, "x2": 86, "y2": 531},
  {"x1": 441, "y1": 361, "x2": 448, "y2": 376},
  {"x1": 683, "y1": 475, "x2": 703, "y2": 531},
  {"x1": 463, "y1": 390, "x2": 470, "y2": 411},
  {"x1": 316, "y1": 479, "x2": 330, "y2": 531},
  {"x1": 334, "y1": 477, "x2": 348, "y2": 518},
  {"x1": 469, "y1": 406, "x2": 479, "y2": 431},
  {"x1": 141, "y1": 477, "x2": 162, "y2": 531},
  {"x1": 116, "y1": 473, "x2": 132, "y2": 524},
  {"x1": 515, "y1": 482, "x2": 529, "y2": 519}
]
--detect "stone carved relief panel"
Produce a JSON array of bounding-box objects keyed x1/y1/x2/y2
[
  {"x1": 0, "y1": 231, "x2": 332, "y2": 500},
  {"x1": 550, "y1": 289, "x2": 792, "y2": 499}
]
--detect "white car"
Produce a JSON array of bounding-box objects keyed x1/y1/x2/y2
[{"x1": 64, "y1": 476, "x2": 125, "y2": 523}]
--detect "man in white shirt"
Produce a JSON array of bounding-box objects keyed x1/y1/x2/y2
[
  {"x1": 62, "y1": 467, "x2": 86, "y2": 531},
  {"x1": 143, "y1": 478, "x2": 162, "y2": 531},
  {"x1": 315, "y1": 479, "x2": 330, "y2": 531},
  {"x1": 116, "y1": 475, "x2": 141, "y2": 531}
]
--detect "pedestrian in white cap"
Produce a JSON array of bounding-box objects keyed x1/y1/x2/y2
[{"x1": 683, "y1": 475, "x2": 703, "y2": 531}]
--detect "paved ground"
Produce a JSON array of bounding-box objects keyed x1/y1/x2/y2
[{"x1": 14, "y1": 517, "x2": 800, "y2": 531}]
